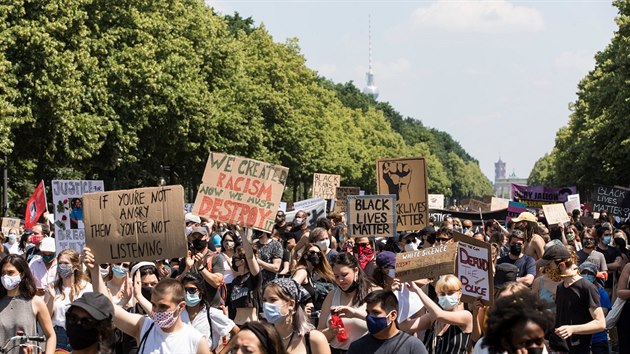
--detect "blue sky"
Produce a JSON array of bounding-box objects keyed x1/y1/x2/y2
[{"x1": 210, "y1": 0, "x2": 618, "y2": 183}]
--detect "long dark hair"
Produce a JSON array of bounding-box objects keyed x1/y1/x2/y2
[
  {"x1": 180, "y1": 273, "x2": 208, "y2": 308},
  {"x1": 18, "y1": 231, "x2": 32, "y2": 252},
  {"x1": 238, "y1": 322, "x2": 287, "y2": 354},
  {"x1": 0, "y1": 254, "x2": 37, "y2": 299},
  {"x1": 330, "y1": 253, "x2": 372, "y2": 305}
]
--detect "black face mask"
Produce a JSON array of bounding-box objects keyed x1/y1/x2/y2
[
  {"x1": 307, "y1": 254, "x2": 321, "y2": 266},
  {"x1": 510, "y1": 244, "x2": 522, "y2": 256},
  {"x1": 192, "y1": 238, "x2": 208, "y2": 251},
  {"x1": 141, "y1": 286, "x2": 153, "y2": 300},
  {"x1": 342, "y1": 280, "x2": 359, "y2": 293},
  {"x1": 527, "y1": 348, "x2": 544, "y2": 354},
  {"x1": 66, "y1": 322, "x2": 99, "y2": 350}
]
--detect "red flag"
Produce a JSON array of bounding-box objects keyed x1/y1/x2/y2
[{"x1": 25, "y1": 180, "x2": 47, "y2": 229}]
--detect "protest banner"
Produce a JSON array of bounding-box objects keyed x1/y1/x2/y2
[
  {"x1": 293, "y1": 197, "x2": 325, "y2": 211},
  {"x1": 590, "y1": 184, "x2": 630, "y2": 217},
  {"x1": 84, "y1": 185, "x2": 186, "y2": 264},
  {"x1": 192, "y1": 152, "x2": 288, "y2": 233},
  {"x1": 52, "y1": 180, "x2": 105, "y2": 253},
  {"x1": 395, "y1": 243, "x2": 458, "y2": 282},
  {"x1": 1, "y1": 217, "x2": 20, "y2": 235},
  {"x1": 461, "y1": 199, "x2": 490, "y2": 212},
  {"x1": 279, "y1": 202, "x2": 287, "y2": 213},
  {"x1": 429, "y1": 208, "x2": 508, "y2": 227},
  {"x1": 506, "y1": 201, "x2": 527, "y2": 223},
  {"x1": 542, "y1": 203, "x2": 571, "y2": 225},
  {"x1": 564, "y1": 194, "x2": 580, "y2": 214},
  {"x1": 428, "y1": 194, "x2": 445, "y2": 210},
  {"x1": 285, "y1": 199, "x2": 326, "y2": 228},
  {"x1": 334, "y1": 187, "x2": 360, "y2": 213},
  {"x1": 511, "y1": 184, "x2": 577, "y2": 208},
  {"x1": 347, "y1": 195, "x2": 396, "y2": 237},
  {"x1": 376, "y1": 157, "x2": 428, "y2": 231},
  {"x1": 312, "y1": 173, "x2": 340, "y2": 200},
  {"x1": 490, "y1": 197, "x2": 510, "y2": 211},
  {"x1": 453, "y1": 232, "x2": 493, "y2": 305}
]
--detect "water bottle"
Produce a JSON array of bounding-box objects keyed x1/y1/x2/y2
[{"x1": 330, "y1": 314, "x2": 348, "y2": 342}]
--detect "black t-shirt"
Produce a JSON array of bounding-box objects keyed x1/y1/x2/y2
[
  {"x1": 348, "y1": 331, "x2": 428, "y2": 354},
  {"x1": 596, "y1": 246, "x2": 621, "y2": 287},
  {"x1": 554, "y1": 278, "x2": 601, "y2": 354},
  {"x1": 230, "y1": 272, "x2": 262, "y2": 309}
]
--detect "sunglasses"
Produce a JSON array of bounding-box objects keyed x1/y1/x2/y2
[
  {"x1": 357, "y1": 243, "x2": 370, "y2": 248},
  {"x1": 66, "y1": 312, "x2": 99, "y2": 328},
  {"x1": 184, "y1": 287, "x2": 199, "y2": 295},
  {"x1": 436, "y1": 238, "x2": 450, "y2": 242},
  {"x1": 306, "y1": 251, "x2": 321, "y2": 256}
]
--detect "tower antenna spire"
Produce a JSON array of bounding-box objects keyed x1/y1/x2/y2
[{"x1": 363, "y1": 14, "x2": 379, "y2": 99}]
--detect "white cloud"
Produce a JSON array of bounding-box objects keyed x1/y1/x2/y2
[
  {"x1": 315, "y1": 63, "x2": 337, "y2": 77},
  {"x1": 554, "y1": 51, "x2": 595, "y2": 73},
  {"x1": 355, "y1": 57, "x2": 412, "y2": 81},
  {"x1": 411, "y1": 0, "x2": 544, "y2": 34}
]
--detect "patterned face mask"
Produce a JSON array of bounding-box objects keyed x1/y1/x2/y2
[{"x1": 150, "y1": 307, "x2": 180, "y2": 329}]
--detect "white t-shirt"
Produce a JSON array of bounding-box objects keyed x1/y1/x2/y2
[
  {"x1": 219, "y1": 253, "x2": 234, "y2": 284},
  {"x1": 181, "y1": 306, "x2": 234, "y2": 351},
  {"x1": 52, "y1": 281, "x2": 93, "y2": 328},
  {"x1": 28, "y1": 257, "x2": 57, "y2": 290},
  {"x1": 139, "y1": 317, "x2": 205, "y2": 354}
]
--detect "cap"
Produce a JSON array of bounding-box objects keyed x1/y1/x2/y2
[
  {"x1": 536, "y1": 244, "x2": 571, "y2": 268},
  {"x1": 375, "y1": 251, "x2": 396, "y2": 268},
  {"x1": 70, "y1": 292, "x2": 114, "y2": 321},
  {"x1": 185, "y1": 213, "x2": 201, "y2": 224},
  {"x1": 40, "y1": 237, "x2": 56, "y2": 253},
  {"x1": 190, "y1": 227, "x2": 208, "y2": 237},
  {"x1": 511, "y1": 212, "x2": 537, "y2": 223},
  {"x1": 494, "y1": 263, "x2": 519, "y2": 287},
  {"x1": 403, "y1": 232, "x2": 419, "y2": 240},
  {"x1": 579, "y1": 261, "x2": 598, "y2": 275}
]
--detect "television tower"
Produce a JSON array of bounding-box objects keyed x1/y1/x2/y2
[{"x1": 363, "y1": 15, "x2": 379, "y2": 100}]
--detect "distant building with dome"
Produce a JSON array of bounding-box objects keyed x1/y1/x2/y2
[{"x1": 493, "y1": 158, "x2": 527, "y2": 199}]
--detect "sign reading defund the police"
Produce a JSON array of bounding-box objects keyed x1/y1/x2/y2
[
  {"x1": 347, "y1": 195, "x2": 396, "y2": 237},
  {"x1": 193, "y1": 152, "x2": 289, "y2": 233},
  {"x1": 84, "y1": 185, "x2": 186, "y2": 264},
  {"x1": 376, "y1": 157, "x2": 428, "y2": 232},
  {"x1": 453, "y1": 232, "x2": 493, "y2": 305}
]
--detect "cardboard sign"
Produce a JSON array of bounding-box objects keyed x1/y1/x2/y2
[
  {"x1": 395, "y1": 243, "x2": 458, "y2": 282},
  {"x1": 590, "y1": 184, "x2": 630, "y2": 217},
  {"x1": 428, "y1": 194, "x2": 445, "y2": 210},
  {"x1": 511, "y1": 184, "x2": 577, "y2": 208},
  {"x1": 312, "y1": 173, "x2": 340, "y2": 200},
  {"x1": 84, "y1": 185, "x2": 186, "y2": 263},
  {"x1": 542, "y1": 203, "x2": 571, "y2": 225},
  {"x1": 564, "y1": 194, "x2": 580, "y2": 214},
  {"x1": 429, "y1": 208, "x2": 508, "y2": 227},
  {"x1": 376, "y1": 157, "x2": 428, "y2": 231},
  {"x1": 192, "y1": 152, "x2": 288, "y2": 232},
  {"x1": 347, "y1": 195, "x2": 397, "y2": 237},
  {"x1": 293, "y1": 198, "x2": 325, "y2": 211},
  {"x1": 461, "y1": 199, "x2": 490, "y2": 212},
  {"x1": 453, "y1": 232, "x2": 493, "y2": 305},
  {"x1": 285, "y1": 199, "x2": 326, "y2": 228},
  {"x1": 1, "y1": 217, "x2": 20, "y2": 235},
  {"x1": 52, "y1": 180, "x2": 105, "y2": 253},
  {"x1": 490, "y1": 197, "x2": 510, "y2": 211},
  {"x1": 334, "y1": 187, "x2": 361, "y2": 213},
  {"x1": 506, "y1": 201, "x2": 527, "y2": 223}
]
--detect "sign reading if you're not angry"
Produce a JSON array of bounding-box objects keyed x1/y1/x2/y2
[{"x1": 347, "y1": 195, "x2": 396, "y2": 237}]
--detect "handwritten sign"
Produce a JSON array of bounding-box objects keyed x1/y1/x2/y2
[
  {"x1": 461, "y1": 199, "x2": 490, "y2": 212},
  {"x1": 347, "y1": 195, "x2": 397, "y2": 238},
  {"x1": 428, "y1": 194, "x2": 445, "y2": 210},
  {"x1": 590, "y1": 184, "x2": 630, "y2": 217},
  {"x1": 1, "y1": 217, "x2": 20, "y2": 235},
  {"x1": 564, "y1": 194, "x2": 580, "y2": 214},
  {"x1": 192, "y1": 152, "x2": 288, "y2": 233},
  {"x1": 84, "y1": 185, "x2": 186, "y2": 263},
  {"x1": 312, "y1": 173, "x2": 340, "y2": 200},
  {"x1": 376, "y1": 157, "x2": 428, "y2": 232},
  {"x1": 542, "y1": 203, "x2": 571, "y2": 225},
  {"x1": 490, "y1": 197, "x2": 510, "y2": 211},
  {"x1": 285, "y1": 199, "x2": 326, "y2": 228},
  {"x1": 453, "y1": 232, "x2": 493, "y2": 305},
  {"x1": 52, "y1": 180, "x2": 105, "y2": 253},
  {"x1": 334, "y1": 187, "x2": 360, "y2": 213},
  {"x1": 395, "y1": 243, "x2": 458, "y2": 282}
]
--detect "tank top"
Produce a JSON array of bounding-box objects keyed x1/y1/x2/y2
[
  {"x1": 426, "y1": 322, "x2": 470, "y2": 354},
  {"x1": 0, "y1": 296, "x2": 37, "y2": 354},
  {"x1": 330, "y1": 288, "x2": 368, "y2": 350},
  {"x1": 138, "y1": 317, "x2": 205, "y2": 354}
]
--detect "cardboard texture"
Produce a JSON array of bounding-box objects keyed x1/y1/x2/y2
[
  {"x1": 84, "y1": 185, "x2": 186, "y2": 264},
  {"x1": 490, "y1": 197, "x2": 510, "y2": 211},
  {"x1": 52, "y1": 180, "x2": 105, "y2": 253},
  {"x1": 453, "y1": 232, "x2": 494, "y2": 305},
  {"x1": 376, "y1": 157, "x2": 428, "y2": 231},
  {"x1": 334, "y1": 187, "x2": 361, "y2": 213},
  {"x1": 564, "y1": 194, "x2": 580, "y2": 213},
  {"x1": 347, "y1": 195, "x2": 397, "y2": 237},
  {"x1": 590, "y1": 184, "x2": 630, "y2": 217},
  {"x1": 542, "y1": 203, "x2": 571, "y2": 225},
  {"x1": 1, "y1": 217, "x2": 20, "y2": 235},
  {"x1": 312, "y1": 173, "x2": 340, "y2": 200},
  {"x1": 461, "y1": 199, "x2": 490, "y2": 212},
  {"x1": 285, "y1": 199, "x2": 326, "y2": 228},
  {"x1": 395, "y1": 243, "x2": 458, "y2": 282},
  {"x1": 192, "y1": 152, "x2": 288, "y2": 233},
  {"x1": 428, "y1": 194, "x2": 445, "y2": 210}
]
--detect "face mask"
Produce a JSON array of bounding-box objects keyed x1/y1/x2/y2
[
  {"x1": 583, "y1": 239, "x2": 595, "y2": 249},
  {"x1": 141, "y1": 286, "x2": 153, "y2": 300},
  {"x1": 58, "y1": 264, "x2": 74, "y2": 279},
  {"x1": 192, "y1": 238, "x2": 208, "y2": 251},
  {"x1": 224, "y1": 241, "x2": 235, "y2": 249},
  {"x1": 66, "y1": 322, "x2": 99, "y2": 350},
  {"x1": 8, "y1": 234, "x2": 16, "y2": 243},
  {"x1": 42, "y1": 254, "x2": 56, "y2": 264},
  {"x1": 1, "y1": 274, "x2": 21, "y2": 290},
  {"x1": 262, "y1": 302, "x2": 288, "y2": 324},
  {"x1": 462, "y1": 228, "x2": 469, "y2": 233},
  {"x1": 603, "y1": 236, "x2": 612, "y2": 245},
  {"x1": 438, "y1": 294, "x2": 460, "y2": 310},
  {"x1": 294, "y1": 217, "x2": 304, "y2": 226},
  {"x1": 31, "y1": 235, "x2": 43, "y2": 246},
  {"x1": 527, "y1": 348, "x2": 544, "y2": 354},
  {"x1": 404, "y1": 241, "x2": 418, "y2": 252},
  {"x1": 185, "y1": 226, "x2": 193, "y2": 237},
  {"x1": 316, "y1": 239, "x2": 330, "y2": 251},
  {"x1": 566, "y1": 232, "x2": 575, "y2": 241},
  {"x1": 112, "y1": 265, "x2": 127, "y2": 278},
  {"x1": 545, "y1": 266, "x2": 562, "y2": 282},
  {"x1": 582, "y1": 274, "x2": 595, "y2": 283},
  {"x1": 99, "y1": 266, "x2": 110, "y2": 277},
  {"x1": 307, "y1": 253, "x2": 321, "y2": 266},
  {"x1": 386, "y1": 269, "x2": 396, "y2": 278},
  {"x1": 185, "y1": 293, "x2": 202, "y2": 307},
  {"x1": 341, "y1": 280, "x2": 359, "y2": 293},
  {"x1": 510, "y1": 244, "x2": 522, "y2": 256},
  {"x1": 150, "y1": 307, "x2": 180, "y2": 329},
  {"x1": 366, "y1": 312, "x2": 391, "y2": 334}
]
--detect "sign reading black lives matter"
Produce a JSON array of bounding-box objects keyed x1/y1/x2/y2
[
  {"x1": 376, "y1": 157, "x2": 428, "y2": 232},
  {"x1": 591, "y1": 184, "x2": 630, "y2": 217},
  {"x1": 347, "y1": 195, "x2": 396, "y2": 238},
  {"x1": 84, "y1": 185, "x2": 186, "y2": 264}
]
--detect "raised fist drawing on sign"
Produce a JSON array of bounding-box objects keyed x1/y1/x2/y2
[{"x1": 382, "y1": 162, "x2": 412, "y2": 200}]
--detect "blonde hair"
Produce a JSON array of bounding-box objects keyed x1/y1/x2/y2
[
  {"x1": 435, "y1": 274, "x2": 462, "y2": 294},
  {"x1": 55, "y1": 249, "x2": 89, "y2": 301}
]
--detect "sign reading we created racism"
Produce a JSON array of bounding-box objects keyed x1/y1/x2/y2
[{"x1": 193, "y1": 152, "x2": 289, "y2": 233}]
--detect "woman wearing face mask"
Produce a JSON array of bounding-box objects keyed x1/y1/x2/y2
[
  {"x1": 105, "y1": 262, "x2": 132, "y2": 308},
  {"x1": 219, "y1": 231, "x2": 239, "y2": 319},
  {"x1": 354, "y1": 237, "x2": 376, "y2": 278},
  {"x1": 406, "y1": 275, "x2": 472, "y2": 354},
  {"x1": 308, "y1": 228, "x2": 339, "y2": 266},
  {"x1": 565, "y1": 225, "x2": 582, "y2": 251},
  {"x1": 229, "y1": 236, "x2": 263, "y2": 326},
  {"x1": 292, "y1": 243, "x2": 335, "y2": 324},
  {"x1": 318, "y1": 253, "x2": 377, "y2": 354},
  {"x1": 47, "y1": 249, "x2": 93, "y2": 352},
  {"x1": 4, "y1": 228, "x2": 20, "y2": 255},
  {"x1": 262, "y1": 278, "x2": 330, "y2": 354},
  {"x1": 0, "y1": 254, "x2": 56, "y2": 354}
]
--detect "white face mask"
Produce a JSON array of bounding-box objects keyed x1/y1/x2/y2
[
  {"x1": 99, "y1": 266, "x2": 110, "y2": 277},
  {"x1": 8, "y1": 234, "x2": 16, "y2": 243},
  {"x1": 294, "y1": 217, "x2": 304, "y2": 226},
  {"x1": 316, "y1": 239, "x2": 330, "y2": 251},
  {"x1": 404, "y1": 242, "x2": 418, "y2": 252},
  {"x1": 1, "y1": 274, "x2": 21, "y2": 290}
]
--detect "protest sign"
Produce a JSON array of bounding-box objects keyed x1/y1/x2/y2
[
  {"x1": 334, "y1": 187, "x2": 360, "y2": 213},
  {"x1": 376, "y1": 157, "x2": 428, "y2": 231},
  {"x1": 461, "y1": 199, "x2": 490, "y2": 212},
  {"x1": 286, "y1": 199, "x2": 326, "y2": 228},
  {"x1": 193, "y1": 152, "x2": 288, "y2": 233},
  {"x1": 312, "y1": 173, "x2": 340, "y2": 200},
  {"x1": 564, "y1": 194, "x2": 580, "y2": 214},
  {"x1": 542, "y1": 203, "x2": 570, "y2": 225},
  {"x1": 395, "y1": 243, "x2": 458, "y2": 282},
  {"x1": 347, "y1": 195, "x2": 396, "y2": 237},
  {"x1": 429, "y1": 208, "x2": 508, "y2": 227},
  {"x1": 52, "y1": 180, "x2": 105, "y2": 253},
  {"x1": 490, "y1": 197, "x2": 510, "y2": 211},
  {"x1": 84, "y1": 185, "x2": 186, "y2": 264},
  {"x1": 1, "y1": 217, "x2": 20, "y2": 235},
  {"x1": 428, "y1": 194, "x2": 445, "y2": 210},
  {"x1": 590, "y1": 184, "x2": 630, "y2": 217},
  {"x1": 453, "y1": 232, "x2": 493, "y2": 305},
  {"x1": 279, "y1": 202, "x2": 287, "y2": 213},
  {"x1": 511, "y1": 184, "x2": 576, "y2": 208},
  {"x1": 293, "y1": 197, "x2": 325, "y2": 211},
  {"x1": 506, "y1": 201, "x2": 527, "y2": 223},
  {"x1": 184, "y1": 203, "x2": 194, "y2": 213}
]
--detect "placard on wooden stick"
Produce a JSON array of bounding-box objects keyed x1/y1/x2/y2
[
  {"x1": 347, "y1": 195, "x2": 396, "y2": 238},
  {"x1": 84, "y1": 185, "x2": 186, "y2": 264},
  {"x1": 1, "y1": 217, "x2": 20, "y2": 235},
  {"x1": 453, "y1": 232, "x2": 494, "y2": 305},
  {"x1": 395, "y1": 243, "x2": 458, "y2": 282}
]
